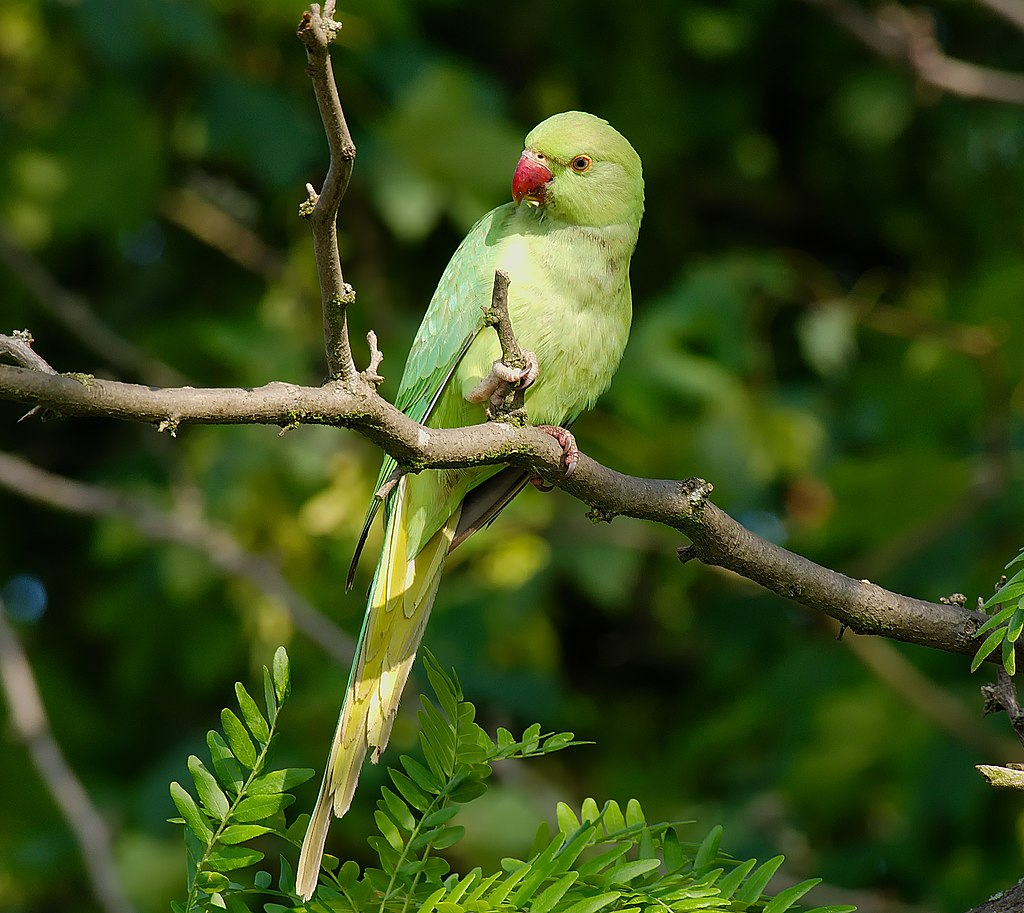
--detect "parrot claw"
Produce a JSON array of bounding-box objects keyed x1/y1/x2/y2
[
  {"x1": 466, "y1": 349, "x2": 539, "y2": 407},
  {"x1": 535, "y1": 425, "x2": 579, "y2": 481}
]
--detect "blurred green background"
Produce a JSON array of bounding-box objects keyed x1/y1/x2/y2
[{"x1": 3, "y1": 0, "x2": 1024, "y2": 910}]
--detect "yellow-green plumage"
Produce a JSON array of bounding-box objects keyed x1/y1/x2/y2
[{"x1": 297, "y1": 111, "x2": 644, "y2": 900}]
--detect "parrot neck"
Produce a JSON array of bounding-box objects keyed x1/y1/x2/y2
[{"x1": 514, "y1": 203, "x2": 639, "y2": 260}]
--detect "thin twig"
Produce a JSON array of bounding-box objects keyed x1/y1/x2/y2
[
  {"x1": 800, "y1": 0, "x2": 1024, "y2": 104},
  {"x1": 0, "y1": 329, "x2": 56, "y2": 374},
  {"x1": 161, "y1": 187, "x2": 285, "y2": 281},
  {"x1": 0, "y1": 450, "x2": 355, "y2": 665},
  {"x1": 0, "y1": 224, "x2": 183, "y2": 385},
  {"x1": 0, "y1": 601, "x2": 137, "y2": 913},
  {"x1": 483, "y1": 271, "x2": 525, "y2": 371},
  {"x1": 296, "y1": 4, "x2": 357, "y2": 381},
  {"x1": 835, "y1": 619, "x2": 1021, "y2": 759},
  {"x1": 361, "y1": 329, "x2": 384, "y2": 387},
  {"x1": 982, "y1": 667, "x2": 1024, "y2": 750},
  {"x1": 481, "y1": 269, "x2": 530, "y2": 421},
  {"x1": 975, "y1": 0, "x2": 1024, "y2": 35}
]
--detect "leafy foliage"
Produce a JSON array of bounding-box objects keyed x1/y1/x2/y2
[
  {"x1": 972, "y1": 548, "x2": 1024, "y2": 675},
  {"x1": 6, "y1": 0, "x2": 1024, "y2": 910},
  {"x1": 169, "y1": 647, "x2": 314, "y2": 912},
  {"x1": 175, "y1": 651, "x2": 852, "y2": 913}
]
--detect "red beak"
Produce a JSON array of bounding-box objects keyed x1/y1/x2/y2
[{"x1": 512, "y1": 151, "x2": 553, "y2": 206}]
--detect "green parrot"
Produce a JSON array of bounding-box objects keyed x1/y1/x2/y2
[{"x1": 296, "y1": 110, "x2": 644, "y2": 900}]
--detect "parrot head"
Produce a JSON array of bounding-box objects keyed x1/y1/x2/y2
[{"x1": 512, "y1": 111, "x2": 644, "y2": 229}]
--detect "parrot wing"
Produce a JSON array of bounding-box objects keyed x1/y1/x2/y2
[{"x1": 347, "y1": 205, "x2": 515, "y2": 587}]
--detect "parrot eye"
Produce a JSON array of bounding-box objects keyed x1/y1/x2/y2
[{"x1": 570, "y1": 155, "x2": 592, "y2": 173}]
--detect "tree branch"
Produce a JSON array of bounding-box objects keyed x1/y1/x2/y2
[
  {"x1": 975, "y1": 0, "x2": 1024, "y2": 36},
  {"x1": 0, "y1": 601, "x2": 136, "y2": 913},
  {"x1": 800, "y1": 0, "x2": 1024, "y2": 104},
  {"x1": 0, "y1": 450, "x2": 355, "y2": 665},
  {"x1": 297, "y1": 4, "x2": 357, "y2": 381},
  {"x1": 0, "y1": 348, "x2": 994, "y2": 663}
]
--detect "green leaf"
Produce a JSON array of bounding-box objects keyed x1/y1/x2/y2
[
  {"x1": 580, "y1": 797, "x2": 601, "y2": 824},
  {"x1": 497, "y1": 727, "x2": 515, "y2": 750},
  {"x1": 422, "y1": 805, "x2": 460, "y2": 828},
  {"x1": 983, "y1": 582, "x2": 1024, "y2": 610},
  {"x1": 521, "y1": 723, "x2": 542, "y2": 753},
  {"x1": 278, "y1": 853, "x2": 296, "y2": 895},
  {"x1": 374, "y1": 810, "x2": 406, "y2": 851},
  {"x1": 402, "y1": 755, "x2": 443, "y2": 794},
  {"x1": 551, "y1": 823, "x2": 597, "y2": 875},
  {"x1": 219, "y1": 824, "x2": 273, "y2": 844},
  {"x1": 247, "y1": 768, "x2": 315, "y2": 794},
  {"x1": 466, "y1": 871, "x2": 502, "y2": 902},
  {"x1": 188, "y1": 755, "x2": 230, "y2": 820},
  {"x1": 170, "y1": 781, "x2": 213, "y2": 843},
  {"x1": 381, "y1": 787, "x2": 417, "y2": 832},
  {"x1": 542, "y1": 731, "x2": 577, "y2": 752},
  {"x1": 448, "y1": 777, "x2": 488, "y2": 803},
  {"x1": 391, "y1": 769, "x2": 433, "y2": 811},
  {"x1": 575, "y1": 844, "x2": 630, "y2": 878},
  {"x1": 368, "y1": 834, "x2": 402, "y2": 870},
  {"x1": 975, "y1": 601, "x2": 1018, "y2": 635},
  {"x1": 717, "y1": 859, "x2": 757, "y2": 898},
  {"x1": 337, "y1": 859, "x2": 360, "y2": 887},
  {"x1": 207, "y1": 731, "x2": 244, "y2": 795},
  {"x1": 272, "y1": 647, "x2": 290, "y2": 703},
  {"x1": 693, "y1": 824, "x2": 723, "y2": 874},
  {"x1": 763, "y1": 878, "x2": 822, "y2": 913},
  {"x1": 624, "y1": 798, "x2": 645, "y2": 827},
  {"x1": 637, "y1": 826, "x2": 655, "y2": 860},
  {"x1": 424, "y1": 825, "x2": 465, "y2": 850},
  {"x1": 559, "y1": 892, "x2": 622, "y2": 913},
  {"x1": 556, "y1": 802, "x2": 580, "y2": 836},
  {"x1": 195, "y1": 870, "x2": 230, "y2": 893},
  {"x1": 991, "y1": 566, "x2": 1024, "y2": 599},
  {"x1": 263, "y1": 666, "x2": 278, "y2": 727},
  {"x1": 206, "y1": 845, "x2": 264, "y2": 871},
  {"x1": 971, "y1": 627, "x2": 1006, "y2": 673},
  {"x1": 601, "y1": 800, "x2": 626, "y2": 835},
  {"x1": 662, "y1": 827, "x2": 684, "y2": 873},
  {"x1": 735, "y1": 855, "x2": 785, "y2": 903},
  {"x1": 442, "y1": 869, "x2": 480, "y2": 905},
  {"x1": 1009, "y1": 607, "x2": 1024, "y2": 644},
  {"x1": 512, "y1": 835, "x2": 566, "y2": 905},
  {"x1": 487, "y1": 862, "x2": 533, "y2": 905},
  {"x1": 604, "y1": 858, "x2": 661, "y2": 884},
  {"x1": 1004, "y1": 635, "x2": 1017, "y2": 676},
  {"x1": 417, "y1": 887, "x2": 447, "y2": 913},
  {"x1": 233, "y1": 793, "x2": 293, "y2": 822},
  {"x1": 423, "y1": 650, "x2": 460, "y2": 722},
  {"x1": 221, "y1": 709, "x2": 258, "y2": 770},
  {"x1": 805, "y1": 906, "x2": 858, "y2": 913},
  {"x1": 530, "y1": 872, "x2": 579, "y2": 913},
  {"x1": 235, "y1": 682, "x2": 271, "y2": 744}
]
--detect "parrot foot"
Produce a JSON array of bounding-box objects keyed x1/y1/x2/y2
[
  {"x1": 466, "y1": 350, "x2": 539, "y2": 408},
  {"x1": 534, "y1": 425, "x2": 579, "y2": 482}
]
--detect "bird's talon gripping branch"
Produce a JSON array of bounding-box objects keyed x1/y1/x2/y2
[
  {"x1": 537, "y1": 424, "x2": 579, "y2": 478},
  {"x1": 465, "y1": 349, "x2": 539, "y2": 407}
]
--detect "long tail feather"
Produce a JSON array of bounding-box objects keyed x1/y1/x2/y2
[{"x1": 296, "y1": 486, "x2": 458, "y2": 901}]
